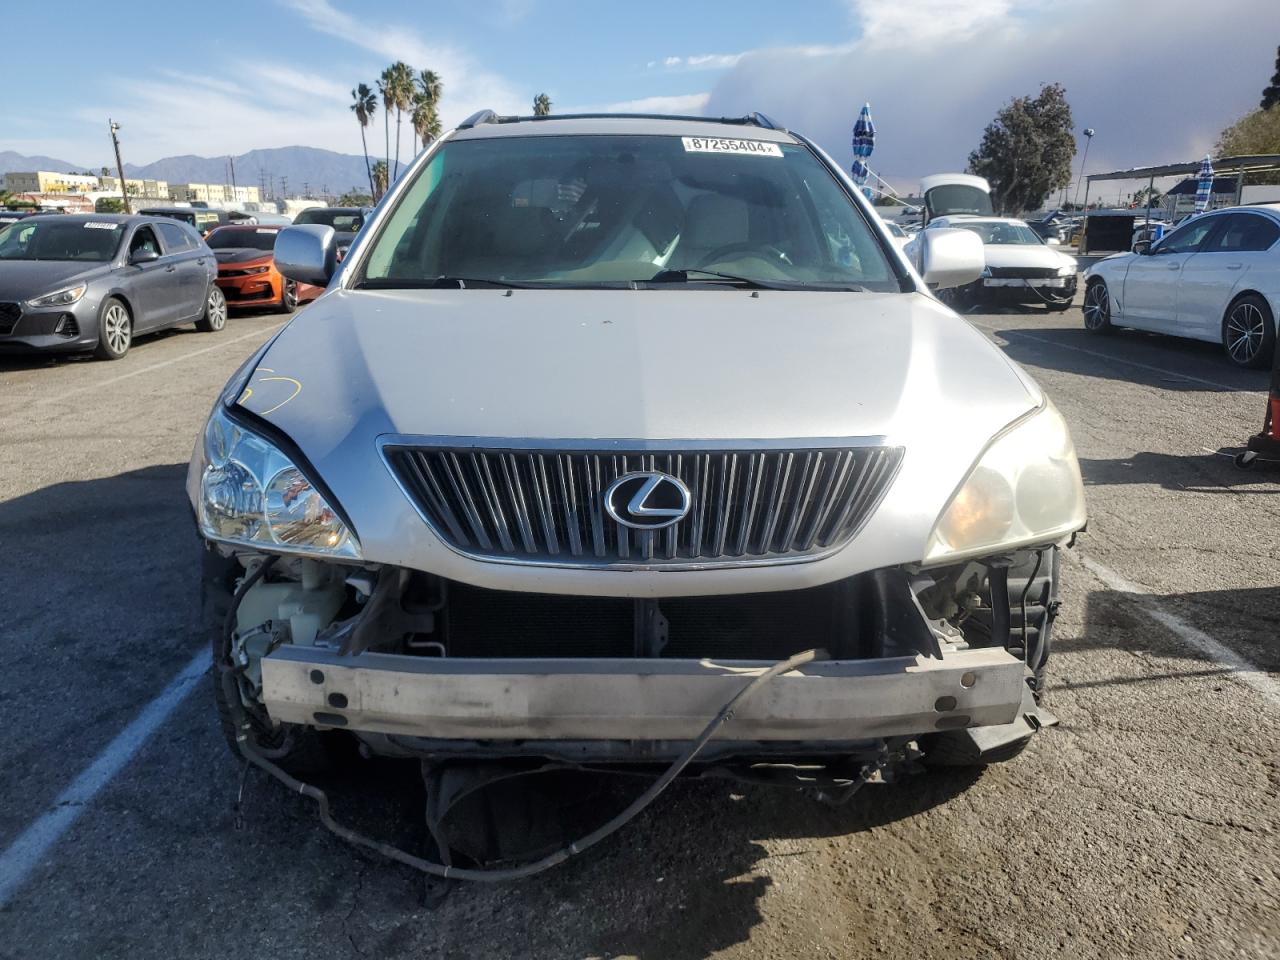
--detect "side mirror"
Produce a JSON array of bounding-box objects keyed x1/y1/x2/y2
[
  {"x1": 918, "y1": 227, "x2": 985, "y2": 290},
  {"x1": 275, "y1": 224, "x2": 337, "y2": 285},
  {"x1": 129, "y1": 248, "x2": 160, "y2": 265},
  {"x1": 1046, "y1": 236, "x2": 1061, "y2": 246},
  {"x1": 1132, "y1": 240, "x2": 1152, "y2": 255}
]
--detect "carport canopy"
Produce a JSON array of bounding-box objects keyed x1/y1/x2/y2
[{"x1": 1083, "y1": 154, "x2": 1280, "y2": 209}]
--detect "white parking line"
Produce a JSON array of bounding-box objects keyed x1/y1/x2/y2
[
  {"x1": 0, "y1": 324, "x2": 283, "y2": 419},
  {"x1": 968, "y1": 320, "x2": 1259, "y2": 396},
  {"x1": 0, "y1": 648, "x2": 211, "y2": 907},
  {"x1": 1072, "y1": 552, "x2": 1280, "y2": 709}
]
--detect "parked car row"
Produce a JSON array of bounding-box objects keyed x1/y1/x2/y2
[{"x1": 0, "y1": 206, "x2": 364, "y2": 359}]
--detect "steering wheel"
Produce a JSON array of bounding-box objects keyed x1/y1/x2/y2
[{"x1": 696, "y1": 242, "x2": 793, "y2": 269}]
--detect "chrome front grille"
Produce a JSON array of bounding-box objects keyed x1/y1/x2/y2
[{"x1": 384, "y1": 441, "x2": 903, "y2": 567}]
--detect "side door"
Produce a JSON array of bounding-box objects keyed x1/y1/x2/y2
[
  {"x1": 1120, "y1": 215, "x2": 1220, "y2": 331},
  {"x1": 1177, "y1": 212, "x2": 1280, "y2": 340},
  {"x1": 121, "y1": 224, "x2": 177, "y2": 331},
  {"x1": 156, "y1": 221, "x2": 208, "y2": 320}
]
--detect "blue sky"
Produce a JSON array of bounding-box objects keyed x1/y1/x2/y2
[{"x1": 6, "y1": 0, "x2": 1280, "y2": 191}]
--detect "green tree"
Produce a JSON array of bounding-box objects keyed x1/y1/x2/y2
[
  {"x1": 412, "y1": 69, "x2": 443, "y2": 153},
  {"x1": 533, "y1": 92, "x2": 552, "y2": 116},
  {"x1": 350, "y1": 83, "x2": 378, "y2": 199},
  {"x1": 95, "y1": 197, "x2": 125, "y2": 213},
  {"x1": 1261, "y1": 45, "x2": 1280, "y2": 110},
  {"x1": 378, "y1": 68, "x2": 395, "y2": 187},
  {"x1": 387, "y1": 61, "x2": 415, "y2": 179},
  {"x1": 371, "y1": 160, "x2": 388, "y2": 199},
  {"x1": 1131, "y1": 186, "x2": 1163, "y2": 209},
  {"x1": 1215, "y1": 105, "x2": 1280, "y2": 183},
  {"x1": 338, "y1": 190, "x2": 373, "y2": 206},
  {"x1": 967, "y1": 83, "x2": 1076, "y2": 215}
]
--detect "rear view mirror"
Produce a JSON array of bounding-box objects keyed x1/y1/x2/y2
[
  {"x1": 275, "y1": 224, "x2": 337, "y2": 285},
  {"x1": 1046, "y1": 237, "x2": 1061, "y2": 246},
  {"x1": 918, "y1": 227, "x2": 985, "y2": 290},
  {"x1": 129, "y1": 248, "x2": 159, "y2": 265},
  {"x1": 1132, "y1": 240, "x2": 1152, "y2": 255}
]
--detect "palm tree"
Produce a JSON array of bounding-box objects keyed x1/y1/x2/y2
[
  {"x1": 371, "y1": 160, "x2": 388, "y2": 199},
  {"x1": 378, "y1": 68, "x2": 395, "y2": 186},
  {"x1": 350, "y1": 83, "x2": 378, "y2": 199},
  {"x1": 533, "y1": 92, "x2": 552, "y2": 116},
  {"x1": 387, "y1": 61, "x2": 415, "y2": 180},
  {"x1": 412, "y1": 69, "x2": 443, "y2": 154}
]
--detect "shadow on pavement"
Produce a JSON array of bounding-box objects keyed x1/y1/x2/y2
[
  {"x1": 1078, "y1": 451, "x2": 1280, "y2": 494},
  {"x1": 989, "y1": 324, "x2": 1270, "y2": 393}
]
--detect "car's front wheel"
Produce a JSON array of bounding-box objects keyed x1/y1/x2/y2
[
  {"x1": 195, "y1": 284, "x2": 227, "y2": 333},
  {"x1": 1222, "y1": 293, "x2": 1275, "y2": 369},
  {"x1": 93, "y1": 297, "x2": 132, "y2": 360},
  {"x1": 1082, "y1": 279, "x2": 1112, "y2": 333},
  {"x1": 280, "y1": 279, "x2": 300, "y2": 314}
]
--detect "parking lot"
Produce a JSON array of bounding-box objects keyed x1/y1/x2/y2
[{"x1": 1, "y1": 296, "x2": 1278, "y2": 959}]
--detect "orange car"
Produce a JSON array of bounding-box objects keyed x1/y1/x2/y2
[{"x1": 205, "y1": 224, "x2": 324, "y2": 311}]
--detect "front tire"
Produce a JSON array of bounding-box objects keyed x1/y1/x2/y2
[
  {"x1": 195, "y1": 284, "x2": 227, "y2": 333},
  {"x1": 1222, "y1": 293, "x2": 1275, "y2": 369},
  {"x1": 1082, "y1": 279, "x2": 1112, "y2": 333},
  {"x1": 93, "y1": 297, "x2": 132, "y2": 360},
  {"x1": 280, "y1": 279, "x2": 299, "y2": 314}
]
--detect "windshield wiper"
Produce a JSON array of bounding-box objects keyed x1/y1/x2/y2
[
  {"x1": 647, "y1": 269, "x2": 867, "y2": 292},
  {"x1": 354, "y1": 276, "x2": 536, "y2": 290},
  {"x1": 648, "y1": 268, "x2": 784, "y2": 289}
]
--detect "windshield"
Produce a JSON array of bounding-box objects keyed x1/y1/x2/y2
[
  {"x1": 925, "y1": 184, "x2": 994, "y2": 219},
  {"x1": 295, "y1": 209, "x2": 365, "y2": 232},
  {"x1": 0, "y1": 219, "x2": 124, "y2": 262},
  {"x1": 206, "y1": 227, "x2": 280, "y2": 251},
  {"x1": 359, "y1": 134, "x2": 897, "y2": 291},
  {"x1": 946, "y1": 221, "x2": 1043, "y2": 245},
  {"x1": 883, "y1": 221, "x2": 906, "y2": 237}
]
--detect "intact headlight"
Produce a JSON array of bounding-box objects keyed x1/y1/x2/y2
[
  {"x1": 924, "y1": 401, "x2": 1085, "y2": 563},
  {"x1": 27, "y1": 283, "x2": 87, "y2": 308},
  {"x1": 1056, "y1": 264, "x2": 1077, "y2": 277},
  {"x1": 197, "y1": 403, "x2": 360, "y2": 559}
]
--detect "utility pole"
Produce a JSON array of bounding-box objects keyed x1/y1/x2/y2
[
  {"x1": 280, "y1": 176, "x2": 288, "y2": 200},
  {"x1": 229, "y1": 155, "x2": 238, "y2": 201},
  {"x1": 109, "y1": 119, "x2": 130, "y2": 214},
  {"x1": 1072, "y1": 127, "x2": 1095, "y2": 210}
]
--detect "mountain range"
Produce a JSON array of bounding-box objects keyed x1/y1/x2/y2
[{"x1": 1, "y1": 146, "x2": 373, "y2": 195}]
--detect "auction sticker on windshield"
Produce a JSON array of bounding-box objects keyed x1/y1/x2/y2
[
  {"x1": 85, "y1": 222, "x2": 121, "y2": 230},
  {"x1": 681, "y1": 137, "x2": 783, "y2": 157}
]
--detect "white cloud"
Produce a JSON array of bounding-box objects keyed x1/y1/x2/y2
[
  {"x1": 604, "y1": 92, "x2": 711, "y2": 114},
  {"x1": 703, "y1": 0, "x2": 1280, "y2": 188},
  {"x1": 849, "y1": 0, "x2": 1019, "y2": 50},
  {"x1": 281, "y1": 0, "x2": 526, "y2": 126},
  {"x1": 653, "y1": 52, "x2": 745, "y2": 71}
]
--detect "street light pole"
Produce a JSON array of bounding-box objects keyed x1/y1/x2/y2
[
  {"x1": 1072, "y1": 127, "x2": 1095, "y2": 210},
  {"x1": 109, "y1": 119, "x2": 130, "y2": 214}
]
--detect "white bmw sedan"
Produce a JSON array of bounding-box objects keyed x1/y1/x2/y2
[{"x1": 1082, "y1": 204, "x2": 1280, "y2": 368}]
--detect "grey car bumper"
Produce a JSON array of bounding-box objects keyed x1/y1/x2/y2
[{"x1": 261, "y1": 645, "x2": 1026, "y2": 743}]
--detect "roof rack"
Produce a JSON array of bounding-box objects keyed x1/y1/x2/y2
[{"x1": 456, "y1": 110, "x2": 786, "y2": 131}]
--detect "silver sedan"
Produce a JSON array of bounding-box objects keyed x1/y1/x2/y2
[{"x1": 0, "y1": 213, "x2": 225, "y2": 360}]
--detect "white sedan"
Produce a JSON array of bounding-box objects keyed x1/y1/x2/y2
[
  {"x1": 1082, "y1": 204, "x2": 1280, "y2": 368},
  {"x1": 905, "y1": 216, "x2": 1079, "y2": 311}
]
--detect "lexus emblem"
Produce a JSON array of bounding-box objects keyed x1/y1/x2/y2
[{"x1": 604, "y1": 472, "x2": 692, "y2": 530}]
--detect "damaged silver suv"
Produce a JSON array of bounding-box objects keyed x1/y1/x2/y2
[{"x1": 189, "y1": 112, "x2": 1086, "y2": 874}]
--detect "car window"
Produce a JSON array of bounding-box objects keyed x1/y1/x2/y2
[
  {"x1": 1154, "y1": 216, "x2": 1219, "y2": 254},
  {"x1": 156, "y1": 221, "x2": 194, "y2": 253},
  {"x1": 129, "y1": 226, "x2": 161, "y2": 258},
  {"x1": 0, "y1": 219, "x2": 124, "y2": 262},
  {"x1": 1206, "y1": 213, "x2": 1280, "y2": 253},
  {"x1": 206, "y1": 227, "x2": 280, "y2": 251},
  {"x1": 361, "y1": 134, "x2": 897, "y2": 291},
  {"x1": 948, "y1": 221, "x2": 1042, "y2": 245}
]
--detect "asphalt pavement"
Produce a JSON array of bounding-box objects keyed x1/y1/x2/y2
[{"x1": 0, "y1": 297, "x2": 1277, "y2": 959}]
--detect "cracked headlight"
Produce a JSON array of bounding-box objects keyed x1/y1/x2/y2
[
  {"x1": 27, "y1": 283, "x2": 87, "y2": 308},
  {"x1": 196, "y1": 404, "x2": 360, "y2": 559},
  {"x1": 924, "y1": 401, "x2": 1085, "y2": 563}
]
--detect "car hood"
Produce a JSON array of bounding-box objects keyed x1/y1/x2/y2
[
  {"x1": 225, "y1": 289, "x2": 1045, "y2": 586},
  {"x1": 214, "y1": 248, "x2": 272, "y2": 265},
  {"x1": 0, "y1": 260, "x2": 113, "y2": 301},
  {"x1": 982, "y1": 245, "x2": 1076, "y2": 270}
]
